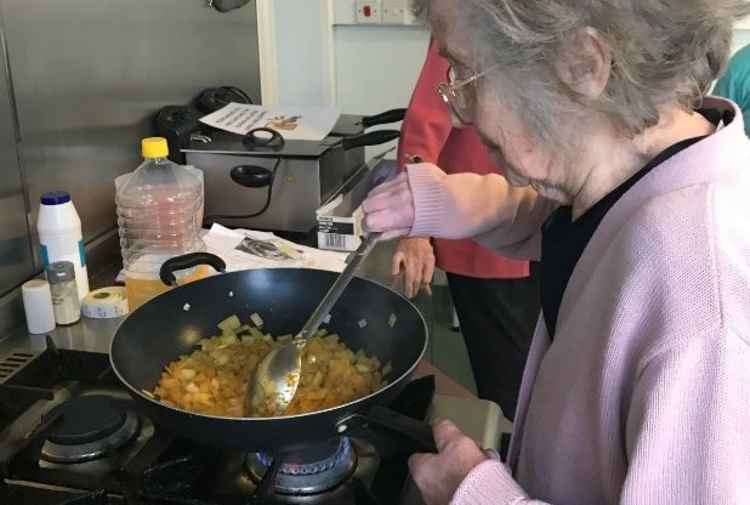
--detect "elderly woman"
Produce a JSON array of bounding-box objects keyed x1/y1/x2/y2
[{"x1": 362, "y1": 0, "x2": 750, "y2": 504}]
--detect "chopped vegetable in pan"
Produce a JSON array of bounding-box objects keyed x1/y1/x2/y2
[{"x1": 152, "y1": 314, "x2": 391, "y2": 417}]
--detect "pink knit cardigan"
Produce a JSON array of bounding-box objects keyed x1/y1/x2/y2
[{"x1": 406, "y1": 98, "x2": 750, "y2": 504}]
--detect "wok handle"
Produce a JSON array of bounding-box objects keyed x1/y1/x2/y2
[
  {"x1": 338, "y1": 405, "x2": 437, "y2": 453},
  {"x1": 159, "y1": 252, "x2": 227, "y2": 287},
  {"x1": 341, "y1": 130, "x2": 401, "y2": 151},
  {"x1": 361, "y1": 108, "x2": 407, "y2": 128}
]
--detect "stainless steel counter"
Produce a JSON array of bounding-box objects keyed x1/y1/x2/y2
[{"x1": 0, "y1": 240, "x2": 435, "y2": 363}]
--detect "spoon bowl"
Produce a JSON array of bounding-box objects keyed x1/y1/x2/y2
[{"x1": 245, "y1": 233, "x2": 382, "y2": 417}]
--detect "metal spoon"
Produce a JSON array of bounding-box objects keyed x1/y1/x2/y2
[{"x1": 245, "y1": 232, "x2": 382, "y2": 417}]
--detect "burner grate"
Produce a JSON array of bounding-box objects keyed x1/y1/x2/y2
[
  {"x1": 247, "y1": 437, "x2": 358, "y2": 496},
  {"x1": 0, "y1": 351, "x2": 35, "y2": 382}
]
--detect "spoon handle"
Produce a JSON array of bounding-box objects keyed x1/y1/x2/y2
[{"x1": 298, "y1": 232, "x2": 382, "y2": 340}]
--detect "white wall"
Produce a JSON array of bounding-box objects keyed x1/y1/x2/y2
[
  {"x1": 270, "y1": 0, "x2": 428, "y2": 111},
  {"x1": 269, "y1": 1, "x2": 429, "y2": 157},
  {"x1": 272, "y1": 0, "x2": 331, "y2": 106},
  {"x1": 333, "y1": 25, "x2": 429, "y2": 158},
  {"x1": 333, "y1": 26, "x2": 429, "y2": 115},
  {"x1": 266, "y1": 5, "x2": 750, "y2": 112}
]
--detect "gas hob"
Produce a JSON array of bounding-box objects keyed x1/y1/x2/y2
[{"x1": 0, "y1": 338, "x2": 504, "y2": 505}]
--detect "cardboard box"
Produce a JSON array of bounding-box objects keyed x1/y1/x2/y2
[{"x1": 316, "y1": 158, "x2": 397, "y2": 251}]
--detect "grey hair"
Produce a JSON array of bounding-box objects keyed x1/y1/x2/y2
[
  {"x1": 411, "y1": 0, "x2": 430, "y2": 21},
  {"x1": 454, "y1": 0, "x2": 750, "y2": 140}
]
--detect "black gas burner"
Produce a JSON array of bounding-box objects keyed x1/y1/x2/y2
[
  {"x1": 41, "y1": 395, "x2": 141, "y2": 464},
  {"x1": 246, "y1": 437, "x2": 357, "y2": 495}
]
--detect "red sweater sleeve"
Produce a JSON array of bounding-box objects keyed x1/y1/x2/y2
[{"x1": 396, "y1": 38, "x2": 453, "y2": 168}]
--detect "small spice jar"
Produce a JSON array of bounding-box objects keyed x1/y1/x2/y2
[{"x1": 45, "y1": 261, "x2": 81, "y2": 325}]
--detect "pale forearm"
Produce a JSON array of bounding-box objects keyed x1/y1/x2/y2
[{"x1": 407, "y1": 165, "x2": 556, "y2": 257}]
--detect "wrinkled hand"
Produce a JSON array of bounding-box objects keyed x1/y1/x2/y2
[
  {"x1": 393, "y1": 237, "x2": 434, "y2": 298},
  {"x1": 361, "y1": 172, "x2": 414, "y2": 239},
  {"x1": 409, "y1": 420, "x2": 487, "y2": 505}
]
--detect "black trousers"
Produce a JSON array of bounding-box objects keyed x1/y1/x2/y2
[{"x1": 446, "y1": 266, "x2": 540, "y2": 421}]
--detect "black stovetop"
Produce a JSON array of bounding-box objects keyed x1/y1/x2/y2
[{"x1": 0, "y1": 340, "x2": 434, "y2": 505}]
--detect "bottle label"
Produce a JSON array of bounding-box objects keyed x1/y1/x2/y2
[
  {"x1": 79, "y1": 240, "x2": 86, "y2": 267},
  {"x1": 39, "y1": 241, "x2": 86, "y2": 267},
  {"x1": 40, "y1": 244, "x2": 49, "y2": 268}
]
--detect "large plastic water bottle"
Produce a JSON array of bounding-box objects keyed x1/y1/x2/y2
[
  {"x1": 116, "y1": 137, "x2": 206, "y2": 310},
  {"x1": 37, "y1": 191, "x2": 90, "y2": 301}
]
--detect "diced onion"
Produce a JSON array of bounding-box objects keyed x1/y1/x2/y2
[
  {"x1": 250, "y1": 312, "x2": 264, "y2": 328},
  {"x1": 218, "y1": 315, "x2": 241, "y2": 332},
  {"x1": 382, "y1": 361, "x2": 393, "y2": 377}
]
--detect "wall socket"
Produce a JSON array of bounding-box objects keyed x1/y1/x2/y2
[
  {"x1": 356, "y1": 0, "x2": 382, "y2": 24},
  {"x1": 382, "y1": 0, "x2": 415, "y2": 25}
]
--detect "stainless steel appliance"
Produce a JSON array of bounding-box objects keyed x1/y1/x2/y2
[
  {"x1": 0, "y1": 0, "x2": 262, "y2": 335},
  {"x1": 0, "y1": 322, "x2": 503, "y2": 505},
  {"x1": 4, "y1": 0, "x2": 261, "y2": 249},
  {"x1": 184, "y1": 112, "x2": 405, "y2": 232}
]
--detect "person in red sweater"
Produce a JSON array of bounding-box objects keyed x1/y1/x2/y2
[{"x1": 393, "y1": 38, "x2": 539, "y2": 419}]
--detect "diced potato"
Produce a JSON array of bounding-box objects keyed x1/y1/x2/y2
[
  {"x1": 180, "y1": 369, "x2": 197, "y2": 380},
  {"x1": 219, "y1": 333, "x2": 238, "y2": 346}
]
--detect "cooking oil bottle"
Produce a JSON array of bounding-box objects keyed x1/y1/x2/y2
[{"x1": 116, "y1": 137, "x2": 207, "y2": 310}]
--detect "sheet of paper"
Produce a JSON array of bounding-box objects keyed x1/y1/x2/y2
[
  {"x1": 203, "y1": 224, "x2": 348, "y2": 273},
  {"x1": 199, "y1": 103, "x2": 340, "y2": 141},
  {"x1": 115, "y1": 225, "x2": 349, "y2": 283}
]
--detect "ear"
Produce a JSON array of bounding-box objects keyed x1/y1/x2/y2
[{"x1": 554, "y1": 27, "x2": 612, "y2": 100}]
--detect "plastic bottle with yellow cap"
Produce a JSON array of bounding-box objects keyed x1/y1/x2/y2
[{"x1": 115, "y1": 137, "x2": 207, "y2": 311}]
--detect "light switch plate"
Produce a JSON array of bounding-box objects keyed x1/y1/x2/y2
[{"x1": 356, "y1": 0, "x2": 382, "y2": 24}]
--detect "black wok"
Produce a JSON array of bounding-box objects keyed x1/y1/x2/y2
[{"x1": 110, "y1": 256, "x2": 432, "y2": 453}]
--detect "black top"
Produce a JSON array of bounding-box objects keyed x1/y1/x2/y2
[{"x1": 540, "y1": 133, "x2": 712, "y2": 338}]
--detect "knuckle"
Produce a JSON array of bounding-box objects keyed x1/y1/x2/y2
[
  {"x1": 435, "y1": 418, "x2": 454, "y2": 430},
  {"x1": 365, "y1": 216, "x2": 382, "y2": 232}
]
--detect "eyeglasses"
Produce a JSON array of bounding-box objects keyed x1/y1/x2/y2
[{"x1": 436, "y1": 65, "x2": 493, "y2": 125}]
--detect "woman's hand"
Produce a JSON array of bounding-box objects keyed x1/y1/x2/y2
[
  {"x1": 361, "y1": 172, "x2": 415, "y2": 239},
  {"x1": 409, "y1": 419, "x2": 488, "y2": 505},
  {"x1": 392, "y1": 237, "x2": 435, "y2": 298}
]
